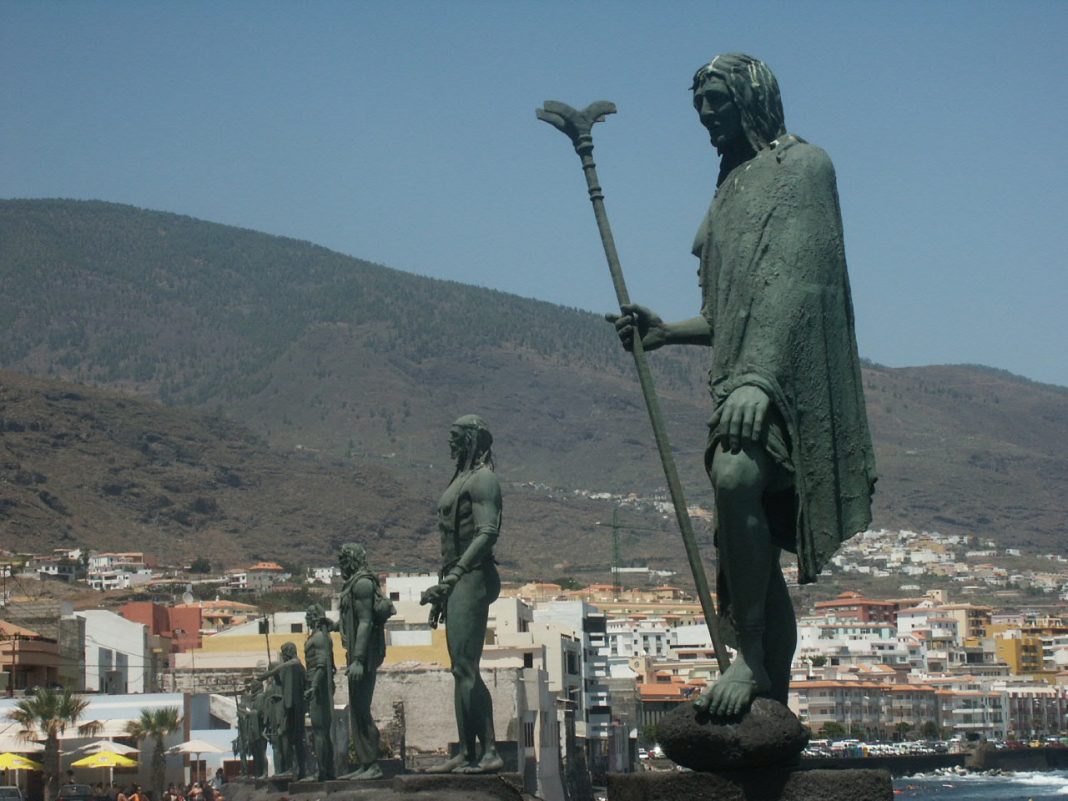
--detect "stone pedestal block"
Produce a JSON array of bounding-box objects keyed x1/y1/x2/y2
[
  {"x1": 607, "y1": 768, "x2": 893, "y2": 801},
  {"x1": 392, "y1": 772, "x2": 525, "y2": 799}
]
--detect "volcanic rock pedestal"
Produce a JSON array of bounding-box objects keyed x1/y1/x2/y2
[
  {"x1": 609, "y1": 698, "x2": 892, "y2": 801},
  {"x1": 657, "y1": 698, "x2": 808, "y2": 770}
]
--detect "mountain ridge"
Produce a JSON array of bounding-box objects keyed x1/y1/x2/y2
[{"x1": 1, "y1": 198, "x2": 1065, "y2": 573}]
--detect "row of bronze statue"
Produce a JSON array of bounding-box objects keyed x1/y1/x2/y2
[
  {"x1": 232, "y1": 415, "x2": 504, "y2": 780},
  {"x1": 235, "y1": 49, "x2": 877, "y2": 779}
]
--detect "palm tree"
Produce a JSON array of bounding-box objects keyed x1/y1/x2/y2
[
  {"x1": 125, "y1": 707, "x2": 181, "y2": 800},
  {"x1": 10, "y1": 687, "x2": 103, "y2": 801}
]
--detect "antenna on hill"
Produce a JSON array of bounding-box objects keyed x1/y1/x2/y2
[{"x1": 594, "y1": 508, "x2": 663, "y2": 595}]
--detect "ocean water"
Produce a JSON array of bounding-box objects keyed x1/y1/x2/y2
[{"x1": 894, "y1": 770, "x2": 1068, "y2": 800}]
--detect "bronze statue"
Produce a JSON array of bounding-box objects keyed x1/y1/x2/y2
[
  {"x1": 257, "y1": 641, "x2": 308, "y2": 778},
  {"x1": 303, "y1": 604, "x2": 336, "y2": 781},
  {"x1": 237, "y1": 678, "x2": 269, "y2": 777},
  {"x1": 419, "y1": 415, "x2": 505, "y2": 774},
  {"x1": 337, "y1": 543, "x2": 395, "y2": 780},
  {"x1": 609, "y1": 53, "x2": 876, "y2": 718}
]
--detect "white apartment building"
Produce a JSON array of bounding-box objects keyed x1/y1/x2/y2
[
  {"x1": 606, "y1": 616, "x2": 672, "y2": 661},
  {"x1": 74, "y1": 609, "x2": 152, "y2": 693},
  {"x1": 88, "y1": 552, "x2": 146, "y2": 572},
  {"x1": 532, "y1": 601, "x2": 612, "y2": 747},
  {"x1": 796, "y1": 619, "x2": 911, "y2": 666},
  {"x1": 87, "y1": 568, "x2": 154, "y2": 591}
]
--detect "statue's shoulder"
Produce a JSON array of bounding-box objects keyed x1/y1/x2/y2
[
  {"x1": 772, "y1": 136, "x2": 835, "y2": 181},
  {"x1": 464, "y1": 465, "x2": 501, "y2": 499},
  {"x1": 351, "y1": 572, "x2": 378, "y2": 599}
]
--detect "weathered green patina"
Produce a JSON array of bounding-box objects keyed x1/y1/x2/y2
[
  {"x1": 419, "y1": 415, "x2": 505, "y2": 774},
  {"x1": 303, "y1": 603, "x2": 336, "y2": 781},
  {"x1": 609, "y1": 53, "x2": 875, "y2": 720},
  {"x1": 257, "y1": 641, "x2": 307, "y2": 778},
  {"x1": 337, "y1": 542, "x2": 394, "y2": 781}
]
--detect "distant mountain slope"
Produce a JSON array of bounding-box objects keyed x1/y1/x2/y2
[
  {"x1": 1, "y1": 198, "x2": 1066, "y2": 562},
  {"x1": 0, "y1": 370, "x2": 656, "y2": 575}
]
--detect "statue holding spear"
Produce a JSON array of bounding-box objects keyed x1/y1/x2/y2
[{"x1": 538, "y1": 53, "x2": 875, "y2": 719}]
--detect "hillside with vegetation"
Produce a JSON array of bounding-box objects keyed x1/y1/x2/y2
[{"x1": 0, "y1": 198, "x2": 1066, "y2": 575}]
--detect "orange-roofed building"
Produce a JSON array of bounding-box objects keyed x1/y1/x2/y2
[
  {"x1": 176, "y1": 599, "x2": 259, "y2": 631},
  {"x1": 814, "y1": 591, "x2": 897, "y2": 624},
  {"x1": 119, "y1": 601, "x2": 202, "y2": 651},
  {"x1": 514, "y1": 582, "x2": 565, "y2": 603},
  {"x1": 637, "y1": 675, "x2": 703, "y2": 730},
  {"x1": 0, "y1": 618, "x2": 60, "y2": 691},
  {"x1": 246, "y1": 562, "x2": 288, "y2": 591}
]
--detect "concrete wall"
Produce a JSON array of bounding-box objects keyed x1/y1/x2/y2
[{"x1": 363, "y1": 665, "x2": 524, "y2": 753}]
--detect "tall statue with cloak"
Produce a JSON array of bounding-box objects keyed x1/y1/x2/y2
[{"x1": 611, "y1": 53, "x2": 876, "y2": 718}]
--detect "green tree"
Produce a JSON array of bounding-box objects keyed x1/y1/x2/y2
[
  {"x1": 894, "y1": 721, "x2": 914, "y2": 741},
  {"x1": 188, "y1": 557, "x2": 211, "y2": 574},
  {"x1": 920, "y1": 720, "x2": 940, "y2": 740},
  {"x1": 10, "y1": 688, "x2": 102, "y2": 801},
  {"x1": 809, "y1": 655, "x2": 827, "y2": 668},
  {"x1": 819, "y1": 721, "x2": 847, "y2": 739},
  {"x1": 125, "y1": 706, "x2": 181, "y2": 799}
]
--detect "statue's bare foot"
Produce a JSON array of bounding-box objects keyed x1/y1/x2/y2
[
  {"x1": 337, "y1": 766, "x2": 366, "y2": 780},
  {"x1": 423, "y1": 754, "x2": 468, "y2": 773},
  {"x1": 693, "y1": 655, "x2": 771, "y2": 718},
  {"x1": 353, "y1": 763, "x2": 383, "y2": 781},
  {"x1": 454, "y1": 751, "x2": 504, "y2": 774}
]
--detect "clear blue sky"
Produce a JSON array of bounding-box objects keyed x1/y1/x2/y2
[{"x1": 3, "y1": 1, "x2": 1066, "y2": 386}]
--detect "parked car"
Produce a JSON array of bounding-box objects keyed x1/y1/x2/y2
[
  {"x1": 57, "y1": 785, "x2": 94, "y2": 801},
  {"x1": 0, "y1": 786, "x2": 25, "y2": 801}
]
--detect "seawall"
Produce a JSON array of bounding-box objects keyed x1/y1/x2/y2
[{"x1": 802, "y1": 746, "x2": 1068, "y2": 776}]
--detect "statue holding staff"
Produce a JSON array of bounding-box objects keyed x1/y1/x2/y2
[
  {"x1": 257, "y1": 641, "x2": 308, "y2": 778},
  {"x1": 608, "y1": 53, "x2": 876, "y2": 717}
]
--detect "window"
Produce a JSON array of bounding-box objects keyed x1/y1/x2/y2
[
  {"x1": 523, "y1": 652, "x2": 534, "y2": 669},
  {"x1": 566, "y1": 653, "x2": 579, "y2": 675},
  {"x1": 583, "y1": 616, "x2": 607, "y2": 634},
  {"x1": 290, "y1": 623, "x2": 303, "y2": 633},
  {"x1": 523, "y1": 720, "x2": 536, "y2": 747},
  {"x1": 389, "y1": 592, "x2": 400, "y2": 601}
]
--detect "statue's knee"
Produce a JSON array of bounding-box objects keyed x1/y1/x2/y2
[
  {"x1": 451, "y1": 662, "x2": 475, "y2": 683},
  {"x1": 711, "y1": 450, "x2": 763, "y2": 498}
]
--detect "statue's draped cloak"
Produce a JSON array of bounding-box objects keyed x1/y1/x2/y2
[
  {"x1": 339, "y1": 570, "x2": 388, "y2": 669},
  {"x1": 695, "y1": 136, "x2": 876, "y2": 585}
]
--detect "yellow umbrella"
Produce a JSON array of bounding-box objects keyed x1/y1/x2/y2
[
  {"x1": 70, "y1": 750, "x2": 138, "y2": 786},
  {"x1": 0, "y1": 752, "x2": 44, "y2": 796},
  {"x1": 0, "y1": 753, "x2": 44, "y2": 771},
  {"x1": 71, "y1": 751, "x2": 138, "y2": 769}
]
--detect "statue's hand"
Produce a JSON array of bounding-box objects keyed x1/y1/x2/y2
[
  {"x1": 605, "y1": 304, "x2": 667, "y2": 352},
  {"x1": 711, "y1": 385, "x2": 770, "y2": 452},
  {"x1": 346, "y1": 662, "x2": 366, "y2": 682},
  {"x1": 419, "y1": 582, "x2": 452, "y2": 607}
]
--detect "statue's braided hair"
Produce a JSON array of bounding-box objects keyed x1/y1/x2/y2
[{"x1": 451, "y1": 414, "x2": 494, "y2": 473}]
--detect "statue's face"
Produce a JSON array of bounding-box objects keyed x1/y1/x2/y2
[
  {"x1": 449, "y1": 426, "x2": 467, "y2": 462},
  {"x1": 693, "y1": 76, "x2": 742, "y2": 149}
]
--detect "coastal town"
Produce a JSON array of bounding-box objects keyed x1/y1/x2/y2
[{"x1": 5, "y1": 524, "x2": 1068, "y2": 799}]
